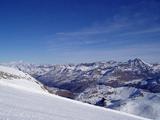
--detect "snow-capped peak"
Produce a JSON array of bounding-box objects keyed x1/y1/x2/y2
[{"x1": 127, "y1": 58, "x2": 152, "y2": 70}]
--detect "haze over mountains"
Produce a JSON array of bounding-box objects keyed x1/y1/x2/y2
[{"x1": 1, "y1": 58, "x2": 160, "y2": 119}]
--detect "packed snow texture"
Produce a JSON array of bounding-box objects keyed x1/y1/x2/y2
[{"x1": 0, "y1": 83, "x2": 149, "y2": 120}]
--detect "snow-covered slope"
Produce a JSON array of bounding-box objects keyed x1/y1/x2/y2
[
  {"x1": 0, "y1": 65, "x2": 45, "y2": 92},
  {"x1": 1, "y1": 58, "x2": 160, "y2": 119},
  {"x1": 0, "y1": 82, "x2": 149, "y2": 120},
  {"x1": 77, "y1": 85, "x2": 160, "y2": 120}
]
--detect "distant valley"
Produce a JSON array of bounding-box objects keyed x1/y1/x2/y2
[{"x1": 1, "y1": 58, "x2": 160, "y2": 120}]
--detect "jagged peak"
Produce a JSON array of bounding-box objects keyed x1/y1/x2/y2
[
  {"x1": 127, "y1": 58, "x2": 152, "y2": 70},
  {"x1": 128, "y1": 58, "x2": 143, "y2": 63}
]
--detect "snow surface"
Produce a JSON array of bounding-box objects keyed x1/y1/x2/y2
[
  {"x1": 0, "y1": 83, "x2": 149, "y2": 120},
  {"x1": 0, "y1": 66, "x2": 45, "y2": 92},
  {"x1": 77, "y1": 85, "x2": 160, "y2": 120},
  {"x1": 0, "y1": 59, "x2": 159, "y2": 120},
  {"x1": 0, "y1": 66, "x2": 30, "y2": 77}
]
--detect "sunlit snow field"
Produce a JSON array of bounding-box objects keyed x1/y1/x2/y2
[{"x1": 0, "y1": 83, "x2": 149, "y2": 120}]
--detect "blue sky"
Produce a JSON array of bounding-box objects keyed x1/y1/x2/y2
[{"x1": 0, "y1": 0, "x2": 160, "y2": 64}]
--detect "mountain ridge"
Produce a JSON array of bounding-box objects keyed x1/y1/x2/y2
[{"x1": 1, "y1": 58, "x2": 160, "y2": 119}]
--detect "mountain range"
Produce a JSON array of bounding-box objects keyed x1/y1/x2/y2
[
  {"x1": 1, "y1": 58, "x2": 160, "y2": 120},
  {"x1": 0, "y1": 65, "x2": 148, "y2": 120}
]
